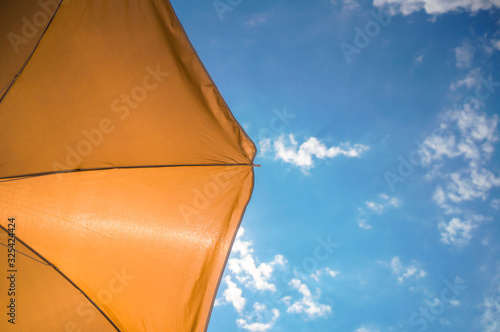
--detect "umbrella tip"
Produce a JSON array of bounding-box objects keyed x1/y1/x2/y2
[{"x1": 253, "y1": 164, "x2": 261, "y2": 168}]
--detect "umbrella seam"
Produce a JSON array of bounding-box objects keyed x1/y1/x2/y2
[
  {"x1": 0, "y1": 238, "x2": 50, "y2": 266},
  {"x1": 0, "y1": 163, "x2": 260, "y2": 182},
  {"x1": 0, "y1": 0, "x2": 64, "y2": 105},
  {"x1": 0, "y1": 224, "x2": 123, "y2": 332}
]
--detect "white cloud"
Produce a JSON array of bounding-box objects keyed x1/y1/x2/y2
[
  {"x1": 372, "y1": 0, "x2": 424, "y2": 15},
  {"x1": 491, "y1": 198, "x2": 500, "y2": 210},
  {"x1": 357, "y1": 193, "x2": 401, "y2": 230},
  {"x1": 367, "y1": 193, "x2": 400, "y2": 212},
  {"x1": 286, "y1": 279, "x2": 332, "y2": 319},
  {"x1": 325, "y1": 267, "x2": 340, "y2": 278},
  {"x1": 330, "y1": 0, "x2": 360, "y2": 14},
  {"x1": 433, "y1": 186, "x2": 446, "y2": 205},
  {"x1": 280, "y1": 296, "x2": 292, "y2": 307},
  {"x1": 481, "y1": 296, "x2": 500, "y2": 332},
  {"x1": 438, "y1": 216, "x2": 484, "y2": 248},
  {"x1": 216, "y1": 228, "x2": 285, "y2": 331},
  {"x1": 446, "y1": 168, "x2": 500, "y2": 203},
  {"x1": 373, "y1": 0, "x2": 500, "y2": 16},
  {"x1": 222, "y1": 227, "x2": 338, "y2": 329},
  {"x1": 420, "y1": 101, "x2": 499, "y2": 208},
  {"x1": 262, "y1": 134, "x2": 369, "y2": 173},
  {"x1": 311, "y1": 267, "x2": 340, "y2": 281},
  {"x1": 259, "y1": 138, "x2": 272, "y2": 155},
  {"x1": 355, "y1": 325, "x2": 380, "y2": 332},
  {"x1": 450, "y1": 68, "x2": 481, "y2": 90},
  {"x1": 357, "y1": 218, "x2": 372, "y2": 230},
  {"x1": 492, "y1": 39, "x2": 500, "y2": 51},
  {"x1": 420, "y1": 131, "x2": 461, "y2": 164},
  {"x1": 365, "y1": 201, "x2": 385, "y2": 213},
  {"x1": 480, "y1": 265, "x2": 500, "y2": 332},
  {"x1": 236, "y1": 303, "x2": 280, "y2": 332},
  {"x1": 385, "y1": 257, "x2": 427, "y2": 284},
  {"x1": 244, "y1": 12, "x2": 273, "y2": 28},
  {"x1": 455, "y1": 42, "x2": 475, "y2": 69},
  {"x1": 420, "y1": 101, "x2": 499, "y2": 248},
  {"x1": 440, "y1": 318, "x2": 451, "y2": 325},
  {"x1": 448, "y1": 102, "x2": 498, "y2": 147},
  {"x1": 343, "y1": 0, "x2": 360, "y2": 11},
  {"x1": 228, "y1": 228, "x2": 285, "y2": 292},
  {"x1": 215, "y1": 276, "x2": 247, "y2": 313}
]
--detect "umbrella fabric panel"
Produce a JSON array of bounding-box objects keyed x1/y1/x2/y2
[
  {"x1": 0, "y1": 229, "x2": 117, "y2": 332},
  {"x1": 0, "y1": 0, "x2": 256, "y2": 179},
  {"x1": 0, "y1": 0, "x2": 257, "y2": 331},
  {"x1": 0, "y1": 0, "x2": 62, "y2": 100},
  {"x1": 0, "y1": 165, "x2": 254, "y2": 331}
]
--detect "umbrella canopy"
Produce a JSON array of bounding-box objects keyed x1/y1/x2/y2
[{"x1": 0, "y1": 0, "x2": 256, "y2": 331}]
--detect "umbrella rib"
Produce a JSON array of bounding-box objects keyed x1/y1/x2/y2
[
  {"x1": 0, "y1": 224, "x2": 123, "y2": 332},
  {"x1": 0, "y1": 241, "x2": 50, "y2": 267},
  {"x1": 0, "y1": 163, "x2": 260, "y2": 182},
  {"x1": 0, "y1": 0, "x2": 63, "y2": 105}
]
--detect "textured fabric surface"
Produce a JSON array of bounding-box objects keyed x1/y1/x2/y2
[{"x1": 0, "y1": 1, "x2": 256, "y2": 331}]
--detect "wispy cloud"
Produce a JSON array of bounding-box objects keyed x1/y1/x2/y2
[
  {"x1": 421, "y1": 102, "x2": 499, "y2": 194},
  {"x1": 285, "y1": 279, "x2": 332, "y2": 319},
  {"x1": 491, "y1": 198, "x2": 500, "y2": 210},
  {"x1": 215, "y1": 276, "x2": 246, "y2": 313},
  {"x1": 440, "y1": 318, "x2": 451, "y2": 325},
  {"x1": 438, "y1": 215, "x2": 485, "y2": 248},
  {"x1": 380, "y1": 256, "x2": 427, "y2": 285},
  {"x1": 373, "y1": 0, "x2": 500, "y2": 16},
  {"x1": 357, "y1": 193, "x2": 401, "y2": 230},
  {"x1": 310, "y1": 267, "x2": 340, "y2": 282},
  {"x1": 261, "y1": 134, "x2": 369, "y2": 173},
  {"x1": 228, "y1": 228, "x2": 285, "y2": 292},
  {"x1": 480, "y1": 264, "x2": 500, "y2": 332},
  {"x1": 331, "y1": 0, "x2": 359, "y2": 14},
  {"x1": 455, "y1": 41, "x2": 474, "y2": 69},
  {"x1": 449, "y1": 68, "x2": 481, "y2": 90},
  {"x1": 355, "y1": 326, "x2": 380, "y2": 332},
  {"x1": 418, "y1": 77, "x2": 500, "y2": 248},
  {"x1": 492, "y1": 39, "x2": 500, "y2": 51},
  {"x1": 236, "y1": 303, "x2": 280, "y2": 332},
  {"x1": 445, "y1": 168, "x2": 500, "y2": 203},
  {"x1": 412, "y1": 45, "x2": 431, "y2": 69},
  {"x1": 414, "y1": 54, "x2": 424, "y2": 64},
  {"x1": 215, "y1": 228, "x2": 284, "y2": 330},
  {"x1": 216, "y1": 228, "x2": 337, "y2": 330},
  {"x1": 343, "y1": 0, "x2": 359, "y2": 11},
  {"x1": 426, "y1": 105, "x2": 497, "y2": 164},
  {"x1": 244, "y1": 12, "x2": 273, "y2": 28}
]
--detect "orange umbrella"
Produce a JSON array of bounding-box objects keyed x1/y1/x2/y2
[{"x1": 0, "y1": 0, "x2": 256, "y2": 331}]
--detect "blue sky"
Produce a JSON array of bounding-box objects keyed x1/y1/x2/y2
[{"x1": 170, "y1": 1, "x2": 500, "y2": 331}]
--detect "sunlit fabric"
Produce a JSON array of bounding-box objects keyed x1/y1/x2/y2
[{"x1": 0, "y1": 0, "x2": 256, "y2": 331}]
